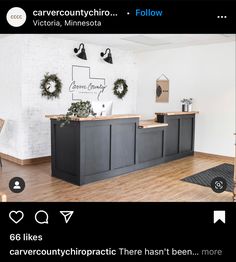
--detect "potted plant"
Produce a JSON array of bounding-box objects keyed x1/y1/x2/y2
[
  {"x1": 60, "y1": 100, "x2": 96, "y2": 127},
  {"x1": 181, "y1": 98, "x2": 193, "y2": 112}
]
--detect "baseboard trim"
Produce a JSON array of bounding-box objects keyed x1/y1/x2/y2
[
  {"x1": 0, "y1": 152, "x2": 51, "y2": 166},
  {"x1": 194, "y1": 151, "x2": 234, "y2": 161},
  {"x1": 1, "y1": 151, "x2": 233, "y2": 166}
]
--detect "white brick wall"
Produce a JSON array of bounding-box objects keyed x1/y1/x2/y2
[{"x1": 0, "y1": 35, "x2": 138, "y2": 159}]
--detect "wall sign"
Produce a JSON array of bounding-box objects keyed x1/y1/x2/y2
[
  {"x1": 156, "y1": 74, "x2": 169, "y2": 103},
  {"x1": 69, "y1": 65, "x2": 107, "y2": 100}
]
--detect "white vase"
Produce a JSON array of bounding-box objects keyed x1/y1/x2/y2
[{"x1": 188, "y1": 104, "x2": 192, "y2": 112}]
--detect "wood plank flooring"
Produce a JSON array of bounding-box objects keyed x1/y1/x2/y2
[{"x1": 0, "y1": 154, "x2": 234, "y2": 202}]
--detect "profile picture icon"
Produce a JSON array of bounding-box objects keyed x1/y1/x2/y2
[
  {"x1": 6, "y1": 7, "x2": 27, "y2": 27},
  {"x1": 9, "y1": 177, "x2": 25, "y2": 193},
  {"x1": 13, "y1": 181, "x2": 21, "y2": 190}
]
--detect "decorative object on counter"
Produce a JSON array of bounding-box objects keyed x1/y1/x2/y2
[
  {"x1": 100, "y1": 48, "x2": 113, "y2": 64},
  {"x1": 40, "y1": 73, "x2": 62, "y2": 99},
  {"x1": 156, "y1": 74, "x2": 169, "y2": 103},
  {"x1": 181, "y1": 98, "x2": 193, "y2": 112},
  {"x1": 74, "y1": 43, "x2": 87, "y2": 60},
  {"x1": 113, "y1": 79, "x2": 128, "y2": 99},
  {"x1": 91, "y1": 101, "x2": 113, "y2": 116},
  {"x1": 60, "y1": 100, "x2": 96, "y2": 127}
]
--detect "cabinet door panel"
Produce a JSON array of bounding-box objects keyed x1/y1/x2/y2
[
  {"x1": 111, "y1": 123, "x2": 135, "y2": 169},
  {"x1": 84, "y1": 125, "x2": 110, "y2": 176},
  {"x1": 165, "y1": 118, "x2": 179, "y2": 156},
  {"x1": 138, "y1": 129, "x2": 163, "y2": 163},
  {"x1": 55, "y1": 124, "x2": 77, "y2": 175},
  {"x1": 180, "y1": 118, "x2": 193, "y2": 152}
]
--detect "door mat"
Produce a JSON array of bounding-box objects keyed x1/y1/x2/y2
[{"x1": 181, "y1": 163, "x2": 234, "y2": 192}]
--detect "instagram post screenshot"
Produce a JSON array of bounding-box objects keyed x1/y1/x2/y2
[{"x1": 0, "y1": 0, "x2": 235, "y2": 260}]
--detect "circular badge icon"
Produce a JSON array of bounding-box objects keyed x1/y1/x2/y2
[
  {"x1": 210, "y1": 177, "x2": 227, "y2": 193},
  {"x1": 9, "y1": 177, "x2": 25, "y2": 193},
  {"x1": 6, "y1": 7, "x2": 26, "y2": 27}
]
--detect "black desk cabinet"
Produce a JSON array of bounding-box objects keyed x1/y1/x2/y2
[{"x1": 50, "y1": 114, "x2": 196, "y2": 185}]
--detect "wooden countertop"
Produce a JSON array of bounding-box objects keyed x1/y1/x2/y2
[
  {"x1": 155, "y1": 111, "x2": 199, "y2": 116},
  {"x1": 138, "y1": 120, "x2": 168, "y2": 129},
  {"x1": 45, "y1": 114, "x2": 141, "y2": 121}
]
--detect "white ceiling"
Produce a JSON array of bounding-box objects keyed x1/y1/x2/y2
[
  {"x1": 48, "y1": 34, "x2": 235, "y2": 52},
  {"x1": 0, "y1": 34, "x2": 235, "y2": 52}
]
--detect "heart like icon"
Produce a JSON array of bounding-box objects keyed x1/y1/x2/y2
[{"x1": 9, "y1": 210, "x2": 24, "y2": 224}]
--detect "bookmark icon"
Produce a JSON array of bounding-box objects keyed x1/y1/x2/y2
[
  {"x1": 213, "y1": 211, "x2": 226, "y2": 224},
  {"x1": 60, "y1": 211, "x2": 74, "y2": 224}
]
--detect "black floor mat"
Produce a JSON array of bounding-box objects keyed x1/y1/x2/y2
[{"x1": 181, "y1": 163, "x2": 234, "y2": 192}]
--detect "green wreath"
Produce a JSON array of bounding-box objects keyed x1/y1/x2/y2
[
  {"x1": 40, "y1": 73, "x2": 62, "y2": 99},
  {"x1": 113, "y1": 79, "x2": 128, "y2": 99}
]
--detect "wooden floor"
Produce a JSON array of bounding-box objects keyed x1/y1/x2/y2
[{"x1": 0, "y1": 154, "x2": 234, "y2": 202}]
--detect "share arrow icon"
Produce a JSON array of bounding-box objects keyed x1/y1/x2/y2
[{"x1": 60, "y1": 211, "x2": 74, "y2": 224}]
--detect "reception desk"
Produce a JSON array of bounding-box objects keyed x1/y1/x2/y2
[{"x1": 47, "y1": 112, "x2": 198, "y2": 185}]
